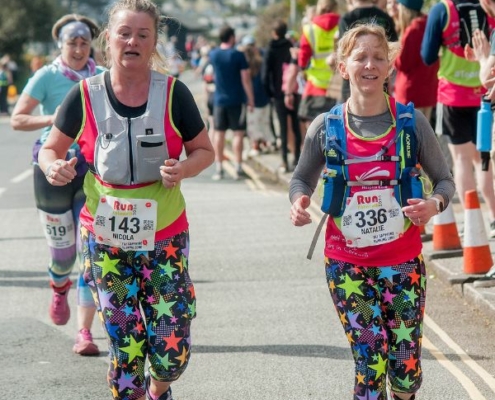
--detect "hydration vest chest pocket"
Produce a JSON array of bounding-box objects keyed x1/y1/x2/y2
[
  {"x1": 95, "y1": 128, "x2": 130, "y2": 185},
  {"x1": 135, "y1": 134, "x2": 168, "y2": 183},
  {"x1": 321, "y1": 169, "x2": 347, "y2": 216}
]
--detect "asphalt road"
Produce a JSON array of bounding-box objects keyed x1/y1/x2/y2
[{"x1": 0, "y1": 71, "x2": 494, "y2": 400}]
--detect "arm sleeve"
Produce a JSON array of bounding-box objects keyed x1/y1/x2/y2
[
  {"x1": 289, "y1": 113, "x2": 326, "y2": 203},
  {"x1": 22, "y1": 67, "x2": 49, "y2": 103},
  {"x1": 171, "y1": 79, "x2": 206, "y2": 142},
  {"x1": 414, "y1": 110, "x2": 456, "y2": 206},
  {"x1": 53, "y1": 83, "x2": 84, "y2": 140},
  {"x1": 421, "y1": 3, "x2": 447, "y2": 65},
  {"x1": 238, "y1": 50, "x2": 249, "y2": 70}
]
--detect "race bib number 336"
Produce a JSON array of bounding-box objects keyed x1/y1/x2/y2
[
  {"x1": 93, "y1": 195, "x2": 157, "y2": 251},
  {"x1": 341, "y1": 189, "x2": 404, "y2": 248}
]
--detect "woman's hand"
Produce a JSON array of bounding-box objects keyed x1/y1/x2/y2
[
  {"x1": 290, "y1": 195, "x2": 312, "y2": 226},
  {"x1": 160, "y1": 158, "x2": 184, "y2": 188},
  {"x1": 401, "y1": 198, "x2": 437, "y2": 226},
  {"x1": 45, "y1": 157, "x2": 77, "y2": 186},
  {"x1": 465, "y1": 29, "x2": 490, "y2": 62}
]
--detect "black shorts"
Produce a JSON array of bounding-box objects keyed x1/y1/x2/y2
[
  {"x1": 213, "y1": 104, "x2": 246, "y2": 131},
  {"x1": 440, "y1": 104, "x2": 479, "y2": 145},
  {"x1": 298, "y1": 95, "x2": 336, "y2": 122}
]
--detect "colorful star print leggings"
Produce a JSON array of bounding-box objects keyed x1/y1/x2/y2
[
  {"x1": 325, "y1": 255, "x2": 426, "y2": 400},
  {"x1": 81, "y1": 227, "x2": 196, "y2": 400}
]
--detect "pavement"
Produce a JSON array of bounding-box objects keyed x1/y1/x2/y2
[{"x1": 242, "y1": 148, "x2": 495, "y2": 321}]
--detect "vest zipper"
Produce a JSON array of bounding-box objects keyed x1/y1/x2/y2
[{"x1": 127, "y1": 117, "x2": 134, "y2": 183}]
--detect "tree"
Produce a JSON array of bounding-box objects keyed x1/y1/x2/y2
[
  {"x1": 255, "y1": 2, "x2": 290, "y2": 48},
  {"x1": 0, "y1": 0, "x2": 65, "y2": 61}
]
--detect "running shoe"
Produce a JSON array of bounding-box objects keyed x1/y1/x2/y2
[
  {"x1": 73, "y1": 328, "x2": 100, "y2": 356},
  {"x1": 212, "y1": 170, "x2": 224, "y2": 181},
  {"x1": 234, "y1": 168, "x2": 248, "y2": 180},
  {"x1": 49, "y1": 281, "x2": 72, "y2": 325},
  {"x1": 145, "y1": 373, "x2": 173, "y2": 400}
]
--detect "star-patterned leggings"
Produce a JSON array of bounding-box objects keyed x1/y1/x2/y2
[
  {"x1": 81, "y1": 227, "x2": 196, "y2": 400},
  {"x1": 325, "y1": 255, "x2": 426, "y2": 400}
]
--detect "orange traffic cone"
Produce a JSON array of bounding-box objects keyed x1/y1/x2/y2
[
  {"x1": 432, "y1": 202, "x2": 462, "y2": 251},
  {"x1": 463, "y1": 190, "x2": 493, "y2": 274}
]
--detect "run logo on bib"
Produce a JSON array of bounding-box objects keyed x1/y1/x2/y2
[
  {"x1": 341, "y1": 189, "x2": 405, "y2": 248},
  {"x1": 93, "y1": 195, "x2": 157, "y2": 251}
]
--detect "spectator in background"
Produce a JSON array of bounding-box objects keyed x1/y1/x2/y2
[
  {"x1": 0, "y1": 54, "x2": 18, "y2": 85},
  {"x1": 200, "y1": 45, "x2": 216, "y2": 140},
  {"x1": 464, "y1": 0, "x2": 495, "y2": 285},
  {"x1": 0, "y1": 60, "x2": 12, "y2": 115},
  {"x1": 338, "y1": 0, "x2": 398, "y2": 102},
  {"x1": 387, "y1": 0, "x2": 400, "y2": 32},
  {"x1": 285, "y1": 0, "x2": 340, "y2": 132},
  {"x1": 422, "y1": 0, "x2": 495, "y2": 237},
  {"x1": 240, "y1": 35, "x2": 272, "y2": 157},
  {"x1": 262, "y1": 20, "x2": 302, "y2": 172},
  {"x1": 209, "y1": 25, "x2": 254, "y2": 180},
  {"x1": 393, "y1": 0, "x2": 438, "y2": 122}
]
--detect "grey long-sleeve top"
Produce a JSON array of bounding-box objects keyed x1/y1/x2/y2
[{"x1": 289, "y1": 109, "x2": 456, "y2": 207}]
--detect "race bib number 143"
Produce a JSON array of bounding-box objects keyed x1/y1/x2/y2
[{"x1": 93, "y1": 196, "x2": 157, "y2": 251}]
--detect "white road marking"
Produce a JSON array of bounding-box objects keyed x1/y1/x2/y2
[
  {"x1": 423, "y1": 336, "x2": 486, "y2": 399},
  {"x1": 0, "y1": 188, "x2": 5, "y2": 198},
  {"x1": 425, "y1": 314, "x2": 495, "y2": 393},
  {"x1": 11, "y1": 168, "x2": 33, "y2": 183}
]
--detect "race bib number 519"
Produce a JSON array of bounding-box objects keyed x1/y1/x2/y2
[
  {"x1": 93, "y1": 195, "x2": 157, "y2": 251},
  {"x1": 39, "y1": 209, "x2": 75, "y2": 249}
]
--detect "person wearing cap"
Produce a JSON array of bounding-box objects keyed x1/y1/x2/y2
[
  {"x1": 393, "y1": 0, "x2": 438, "y2": 122},
  {"x1": 10, "y1": 14, "x2": 105, "y2": 355}
]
